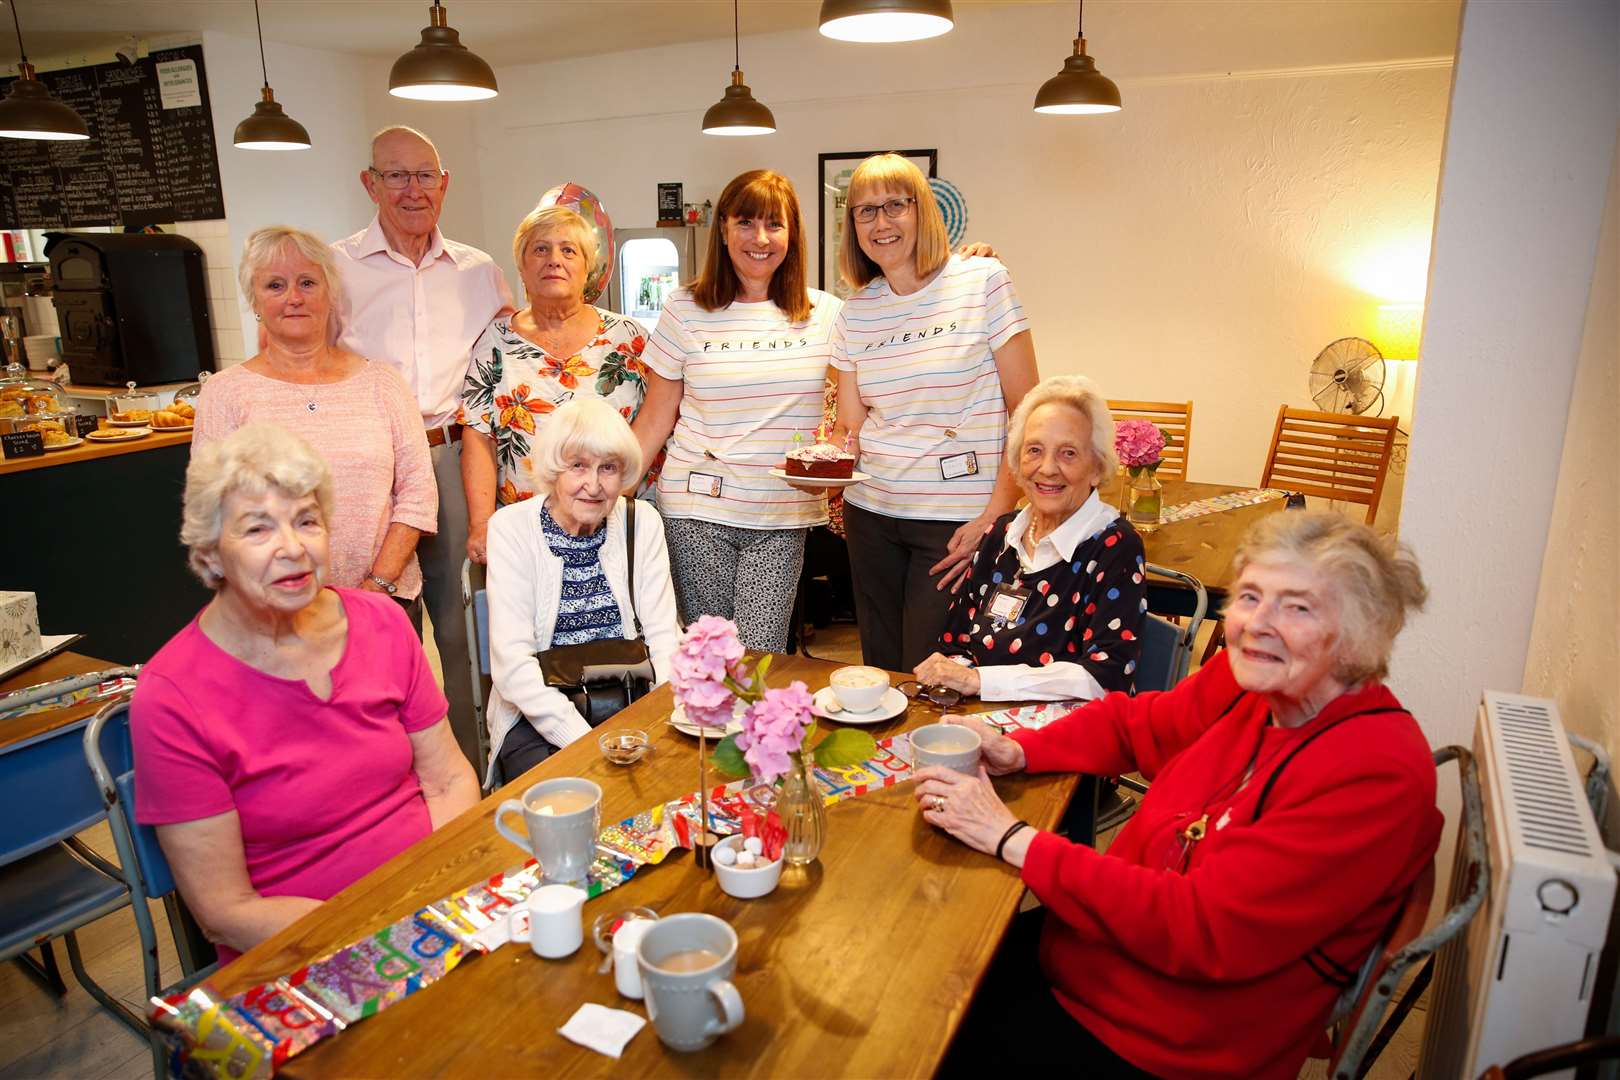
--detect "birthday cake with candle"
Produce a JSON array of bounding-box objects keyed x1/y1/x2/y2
[{"x1": 784, "y1": 433, "x2": 855, "y2": 479}]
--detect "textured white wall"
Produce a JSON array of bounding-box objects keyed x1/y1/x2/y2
[
  {"x1": 1387, "y1": 0, "x2": 1620, "y2": 750},
  {"x1": 1523, "y1": 144, "x2": 1620, "y2": 762},
  {"x1": 450, "y1": 1, "x2": 1456, "y2": 487}
]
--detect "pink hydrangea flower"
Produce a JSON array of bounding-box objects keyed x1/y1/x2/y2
[
  {"x1": 736, "y1": 682, "x2": 815, "y2": 784},
  {"x1": 1114, "y1": 419, "x2": 1167, "y2": 469},
  {"x1": 670, "y1": 615, "x2": 745, "y2": 729}
]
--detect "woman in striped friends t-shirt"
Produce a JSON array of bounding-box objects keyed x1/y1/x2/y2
[
  {"x1": 831, "y1": 153, "x2": 1040, "y2": 672},
  {"x1": 630, "y1": 170, "x2": 840, "y2": 651}
]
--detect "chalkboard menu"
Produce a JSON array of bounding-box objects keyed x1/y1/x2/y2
[{"x1": 0, "y1": 44, "x2": 225, "y2": 229}]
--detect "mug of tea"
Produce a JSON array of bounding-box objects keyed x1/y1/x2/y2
[
  {"x1": 829, "y1": 665, "x2": 889, "y2": 713},
  {"x1": 494, "y1": 777, "x2": 602, "y2": 886},
  {"x1": 637, "y1": 913, "x2": 745, "y2": 1052},
  {"x1": 910, "y1": 722, "x2": 983, "y2": 776}
]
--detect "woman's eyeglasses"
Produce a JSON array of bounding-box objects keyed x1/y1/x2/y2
[
  {"x1": 369, "y1": 168, "x2": 445, "y2": 191},
  {"x1": 897, "y1": 680, "x2": 963, "y2": 708},
  {"x1": 850, "y1": 197, "x2": 916, "y2": 224}
]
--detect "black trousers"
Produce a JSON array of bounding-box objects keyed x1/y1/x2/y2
[
  {"x1": 940, "y1": 908, "x2": 1161, "y2": 1078},
  {"x1": 841, "y1": 503, "x2": 962, "y2": 672}
]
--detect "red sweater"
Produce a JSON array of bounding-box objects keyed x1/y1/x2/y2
[{"x1": 1010, "y1": 652, "x2": 1440, "y2": 1080}]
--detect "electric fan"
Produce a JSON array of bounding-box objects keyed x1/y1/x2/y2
[{"x1": 1309, "y1": 337, "x2": 1385, "y2": 415}]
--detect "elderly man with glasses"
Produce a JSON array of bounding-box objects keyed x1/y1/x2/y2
[{"x1": 332, "y1": 124, "x2": 514, "y2": 773}]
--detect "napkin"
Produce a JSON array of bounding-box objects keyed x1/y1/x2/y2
[{"x1": 558, "y1": 1003, "x2": 647, "y2": 1059}]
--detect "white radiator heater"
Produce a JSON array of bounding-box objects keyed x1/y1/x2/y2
[{"x1": 1419, "y1": 692, "x2": 1616, "y2": 1079}]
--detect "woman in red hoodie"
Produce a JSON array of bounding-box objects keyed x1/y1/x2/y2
[{"x1": 914, "y1": 510, "x2": 1440, "y2": 1080}]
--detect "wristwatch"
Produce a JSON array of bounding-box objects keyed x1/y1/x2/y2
[{"x1": 368, "y1": 574, "x2": 398, "y2": 595}]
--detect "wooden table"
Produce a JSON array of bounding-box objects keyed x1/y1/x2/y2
[
  {"x1": 0, "y1": 650, "x2": 123, "y2": 753},
  {"x1": 211, "y1": 655, "x2": 1078, "y2": 1078},
  {"x1": 1100, "y1": 477, "x2": 1289, "y2": 613}
]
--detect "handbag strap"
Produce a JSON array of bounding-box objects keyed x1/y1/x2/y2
[{"x1": 622, "y1": 497, "x2": 645, "y2": 640}]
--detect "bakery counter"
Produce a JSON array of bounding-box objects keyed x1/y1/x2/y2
[
  {"x1": 0, "y1": 427, "x2": 194, "y2": 475},
  {"x1": 0, "y1": 427, "x2": 208, "y2": 664}
]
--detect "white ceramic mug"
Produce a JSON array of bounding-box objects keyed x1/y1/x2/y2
[
  {"x1": 637, "y1": 914, "x2": 745, "y2": 1052},
  {"x1": 910, "y1": 722, "x2": 983, "y2": 776},
  {"x1": 494, "y1": 777, "x2": 602, "y2": 886},
  {"x1": 506, "y1": 884, "x2": 588, "y2": 959}
]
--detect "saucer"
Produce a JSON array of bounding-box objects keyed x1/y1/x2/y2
[
  {"x1": 767, "y1": 468, "x2": 870, "y2": 488},
  {"x1": 812, "y1": 686, "x2": 907, "y2": 725},
  {"x1": 669, "y1": 703, "x2": 744, "y2": 738}
]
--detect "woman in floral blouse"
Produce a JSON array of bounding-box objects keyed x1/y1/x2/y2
[{"x1": 461, "y1": 205, "x2": 650, "y2": 563}]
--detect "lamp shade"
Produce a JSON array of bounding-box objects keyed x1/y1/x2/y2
[
  {"x1": 389, "y1": 4, "x2": 498, "y2": 101},
  {"x1": 1374, "y1": 303, "x2": 1423, "y2": 360},
  {"x1": 702, "y1": 71, "x2": 775, "y2": 136},
  {"x1": 819, "y1": 0, "x2": 953, "y2": 43},
  {"x1": 1034, "y1": 42, "x2": 1121, "y2": 114},
  {"x1": 233, "y1": 87, "x2": 310, "y2": 150},
  {"x1": 0, "y1": 67, "x2": 90, "y2": 141}
]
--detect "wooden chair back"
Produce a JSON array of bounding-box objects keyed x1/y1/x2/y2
[
  {"x1": 1108, "y1": 399, "x2": 1193, "y2": 480},
  {"x1": 1326, "y1": 859, "x2": 1436, "y2": 1076},
  {"x1": 1260, "y1": 407, "x2": 1399, "y2": 524}
]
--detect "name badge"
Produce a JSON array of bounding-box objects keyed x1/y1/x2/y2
[
  {"x1": 986, "y1": 584, "x2": 1031, "y2": 626},
  {"x1": 687, "y1": 472, "x2": 723, "y2": 498},
  {"x1": 940, "y1": 451, "x2": 979, "y2": 480}
]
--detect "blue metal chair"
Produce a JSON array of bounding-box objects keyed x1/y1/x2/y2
[
  {"x1": 461, "y1": 557, "x2": 495, "y2": 789},
  {"x1": 0, "y1": 679, "x2": 142, "y2": 1035},
  {"x1": 83, "y1": 696, "x2": 218, "y2": 1076}
]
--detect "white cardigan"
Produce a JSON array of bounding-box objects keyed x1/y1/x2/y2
[{"x1": 484, "y1": 496, "x2": 680, "y2": 784}]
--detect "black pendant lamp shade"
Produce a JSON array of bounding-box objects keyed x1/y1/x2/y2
[
  {"x1": 389, "y1": 1, "x2": 498, "y2": 101},
  {"x1": 1034, "y1": 1, "x2": 1121, "y2": 115},
  {"x1": 234, "y1": 0, "x2": 311, "y2": 150},
  {"x1": 819, "y1": 0, "x2": 953, "y2": 43},
  {"x1": 0, "y1": 4, "x2": 91, "y2": 141},
  {"x1": 703, "y1": 1, "x2": 774, "y2": 136}
]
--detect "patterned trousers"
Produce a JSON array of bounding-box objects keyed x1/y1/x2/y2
[{"x1": 662, "y1": 518, "x2": 808, "y2": 653}]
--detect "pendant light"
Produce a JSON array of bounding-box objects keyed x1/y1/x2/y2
[
  {"x1": 1033, "y1": 0, "x2": 1122, "y2": 115},
  {"x1": 233, "y1": 0, "x2": 311, "y2": 151},
  {"x1": 702, "y1": 0, "x2": 774, "y2": 137},
  {"x1": 389, "y1": 1, "x2": 498, "y2": 101},
  {"x1": 0, "y1": 2, "x2": 91, "y2": 141},
  {"x1": 819, "y1": 0, "x2": 953, "y2": 43}
]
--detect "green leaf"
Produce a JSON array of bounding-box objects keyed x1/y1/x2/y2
[
  {"x1": 754, "y1": 654, "x2": 773, "y2": 685},
  {"x1": 711, "y1": 734, "x2": 750, "y2": 778},
  {"x1": 811, "y1": 728, "x2": 879, "y2": 769}
]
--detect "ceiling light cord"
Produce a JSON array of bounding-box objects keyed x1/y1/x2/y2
[
  {"x1": 733, "y1": 0, "x2": 741, "y2": 73},
  {"x1": 9, "y1": 2, "x2": 27, "y2": 66},
  {"x1": 1077, "y1": 0, "x2": 1084, "y2": 39},
  {"x1": 253, "y1": 0, "x2": 270, "y2": 90}
]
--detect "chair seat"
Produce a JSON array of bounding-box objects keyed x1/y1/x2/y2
[{"x1": 0, "y1": 843, "x2": 129, "y2": 962}]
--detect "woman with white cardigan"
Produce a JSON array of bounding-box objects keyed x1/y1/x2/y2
[{"x1": 484, "y1": 397, "x2": 680, "y2": 785}]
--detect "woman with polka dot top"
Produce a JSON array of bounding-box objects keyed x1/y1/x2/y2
[{"x1": 912, "y1": 375, "x2": 1146, "y2": 701}]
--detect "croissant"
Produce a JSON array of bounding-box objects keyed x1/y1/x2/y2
[{"x1": 151, "y1": 409, "x2": 189, "y2": 428}]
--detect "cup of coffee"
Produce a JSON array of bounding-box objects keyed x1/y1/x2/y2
[
  {"x1": 910, "y1": 722, "x2": 983, "y2": 776},
  {"x1": 637, "y1": 913, "x2": 746, "y2": 1052},
  {"x1": 829, "y1": 665, "x2": 890, "y2": 713},
  {"x1": 494, "y1": 777, "x2": 602, "y2": 886}
]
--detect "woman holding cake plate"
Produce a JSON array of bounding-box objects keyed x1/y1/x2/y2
[{"x1": 631, "y1": 168, "x2": 993, "y2": 651}]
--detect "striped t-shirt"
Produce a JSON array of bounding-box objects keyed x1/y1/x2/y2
[
  {"x1": 643, "y1": 288, "x2": 843, "y2": 529},
  {"x1": 832, "y1": 255, "x2": 1029, "y2": 522}
]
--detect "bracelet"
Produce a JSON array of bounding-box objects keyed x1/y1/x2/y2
[{"x1": 995, "y1": 819, "x2": 1032, "y2": 861}]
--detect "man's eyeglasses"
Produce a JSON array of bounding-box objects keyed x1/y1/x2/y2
[
  {"x1": 850, "y1": 197, "x2": 915, "y2": 224},
  {"x1": 369, "y1": 168, "x2": 445, "y2": 191},
  {"x1": 897, "y1": 680, "x2": 963, "y2": 709}
]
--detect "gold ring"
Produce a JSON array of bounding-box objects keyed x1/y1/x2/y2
[{"x1": 933, "y1": 796, "x2": 946, "y2": 813}]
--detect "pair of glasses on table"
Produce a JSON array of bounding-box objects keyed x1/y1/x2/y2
[{"x1": 897, "y1": 680, "x2": 963, "y2": 709}]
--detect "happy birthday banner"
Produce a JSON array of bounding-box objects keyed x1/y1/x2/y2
[
  {"x1": 151, "y1": 701, "x2": 1078, "y2": 1078},
  {"x1": 1158, "y1": 487, "x2": 1290, "y2": 525}
]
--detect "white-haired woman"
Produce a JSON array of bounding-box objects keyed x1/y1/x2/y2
[
  {"x1": 912, "y1": 375, "x2": 1146, "y2": 702},
  {"x1": 484, "y1": 397, "x2": 680, "y2": 784},
  {"x1": 830, "y1": 153, "x2": 1040, "y2": 672},
  {"x1": 130, "y1": 424, "x2": 478, "y2": 965},
  {"x1": 461, "y1": 205, "x2": 651, "y2": 563},
  {"x1": 913, "y1": 511, "x2": 1440, "y2": 1079},
  {"x1": 194, "y1": 225, "x2": 436, "y2": 627}
]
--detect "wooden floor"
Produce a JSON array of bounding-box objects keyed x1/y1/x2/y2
[{"x1": 3, "y1": 619, "x2": 1425, "y2": 1079}]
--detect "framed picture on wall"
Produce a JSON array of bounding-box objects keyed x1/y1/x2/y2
[{"x1": 817, "y1": 149, "x2": 937, "y2": 299}]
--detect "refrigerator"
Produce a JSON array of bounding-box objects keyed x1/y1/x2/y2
[{"x1": 608, "y1": 225, "x2": 709, "y2": 331}]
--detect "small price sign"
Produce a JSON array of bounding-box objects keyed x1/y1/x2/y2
[
  {"x1": 69, "y1": 414, "x2": 99, "y2": 438},
  {"x1": 1, "y1": 430, "x2": 44, "y2": 459}
]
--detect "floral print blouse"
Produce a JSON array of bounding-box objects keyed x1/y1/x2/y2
[{"x1": 460, "y1": 308, "x2": 650, "y2": 505}]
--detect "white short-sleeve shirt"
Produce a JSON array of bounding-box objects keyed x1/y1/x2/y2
[
  {"x1": 643, "y1": 288, "x2": 843, "y2": 530},
  {"x1": 832, "y1": 254, "x2": 1029, "y2": 522}
]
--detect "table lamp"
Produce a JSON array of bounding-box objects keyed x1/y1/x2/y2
[{"x1": 1374, "y1": 303, "x2": 1422, "y2": 433}]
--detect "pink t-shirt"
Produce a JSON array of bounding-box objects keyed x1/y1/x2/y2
[{"x1": 131, "y1": 589, "x2": 448, "y2": 962}]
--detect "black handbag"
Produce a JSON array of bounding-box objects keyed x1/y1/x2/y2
[{"x1": 535, "y1": 497, "x2": 654, "y2": 728}]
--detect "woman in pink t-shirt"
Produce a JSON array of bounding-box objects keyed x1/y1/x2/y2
[{"x1": 131, "y1": 424, "x2": 479, "y2": 963}]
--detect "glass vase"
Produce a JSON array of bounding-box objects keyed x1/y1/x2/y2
[
  {"x1": 1126, "y1": 467, "x2": 1164, "y2": 532},
  {"x1": 775, "y1": 752, "x2": 827, "y2": 867}
]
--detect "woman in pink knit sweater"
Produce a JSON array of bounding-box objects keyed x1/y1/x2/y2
[{"x1": 194, "y1": 226, "x2": 436, "y2": 628}]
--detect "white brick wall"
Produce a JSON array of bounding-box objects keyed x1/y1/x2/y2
[{"x1": 173, "y1": 218, "x2": 246, "y2": 368}]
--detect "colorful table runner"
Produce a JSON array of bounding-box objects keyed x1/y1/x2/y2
[
  {"x1": 1158, "y1": 487, "x2": 1290, "y2": 525},
  {"x1": 151, "y1": 701, "x2": 1079, "y2": 1078}
]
